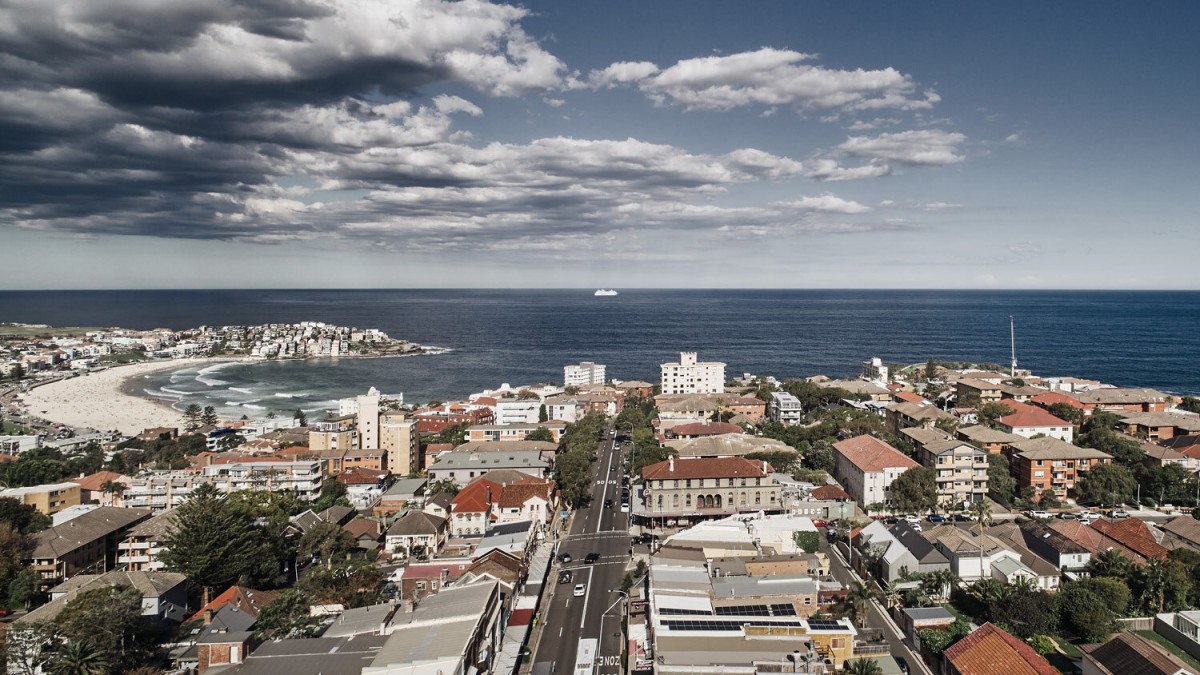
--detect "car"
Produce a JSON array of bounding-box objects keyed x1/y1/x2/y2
[
  {"x1": 609, "y1": 465, "x2": 615, "y2": 472},
  {"x1": 620, "y1": 502, "x2": 630, "y2": 513},
  {"x1": 903, "y1": 514, "x2": 920, "y2": 523},
  {"x1": 558, "y1": 570, "x2": 573, "y2": 584},
  {"x1": 811, "y1": 519, "x2": 827, "y2": 528},
  {"x1": 559, "y1": 552, "x2": 573, "y2": 564},
  {"x1": 1027, "y1": 510, "x2": 1052, "y2": 519},
  {"x1": 1078, "y1": 511, "x2": 1100, "y2": 522},
  {"x1": 951, "y1": 513, "x2": 972, "y2": 522},
  {"x1": 893, "y1": 655, "x2": 909, "y2": 674},
  {"x1": 927, "y1": 514, "x2": 946, "y2": 523},
  {"x1": 1111, "y1": 510, "x2": 1132, "y2": 519},
  {"x1": 604, "y1": 498, "x2": 614, "y2": 509},
  {"x1": 909, "y1": 523, "x2": 923, "y2": 532},
  {"x1": 1058, "y1": 512, "x2": 1078, "y2": 520},
  {"x1": 884, "y1": 516, "x2": 899, "y2": 525},
  {"x1": 573, "y1": 583, "x2": 586, "y2": 597},
  {"x1": 585, "y1": 553, "x2": 600, "y2": 564}
]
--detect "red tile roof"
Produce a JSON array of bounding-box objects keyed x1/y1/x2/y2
[
  {"x1": 336, "y1": 467, "x2": 388, "y2": 485},
  {"x1": 810, "y1": 485, "x2": 851, "y2": 501},
  {"x1": 71, "y1": 471, "x2": 127, "y2": 492},
  {"x1": 667, "y1": 422, "x2": 742, "y2": 437},
  {"x1": 642, "y1": 456, "x2": 771, "y2": 481},
  {"x1": 497, "y1": 478, "x2": 554, "y2": 509},
  {"x1": 893, "y1": 391, "x2": 928, "y2": 404},
  {"x1": 943, "y1": 622, "x2": 1057, "y2": 675},
  {"x1": 1030, "y1": 391, "x2": 1089, "y2": 410},
  {"x1": 188, "y1": 586, "x2": 280, "y2": 622},
  {"x1": 451, "y1": 479, "x2": 503, "y2": 513},
  {"x1": 832, "y1": 435, "x2": 919, "y2": 473},
  {"x1": 342, "y1": 517, "x2": 381, "y2": 540},
  {"x1": 1090, "y1": 518, "x2": 1169, "y2": 560},
  {"x1": 998, "y1": 401, "x2": 1070, "y2": 429}
]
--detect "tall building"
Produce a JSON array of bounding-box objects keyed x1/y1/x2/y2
[
  {"x1": 861, "y1": 357, "x2": 889, "y2": 384},
  {"x1": 381, "y1": 412, "x2": 419, "y2": 476},
  {"x1": 356, "y1": 387, "x2": 382, "y2": 451},
  {"x1": 660, "y1": 352, "x2": 725, "y2": 395},
  {"x1": 563, "y1": 361, "x2": 606, "y2": 387}
]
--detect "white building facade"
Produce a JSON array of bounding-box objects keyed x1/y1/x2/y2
[
  {"x1": 564, "y1": 361, "x2": 606, "y2": 387},
  {"x1": 660, "y1": 352, "x2": 726, "y2": 395}
]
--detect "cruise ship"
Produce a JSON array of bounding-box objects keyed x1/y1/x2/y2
[{"x1": 594, "y1": 289, "x2": 618, "y2": 297}]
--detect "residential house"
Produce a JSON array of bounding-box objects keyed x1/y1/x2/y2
[
  {"x1": 1075, "y1": 388, "x2": 1172, "y2": 413},
  {"x1": 917, "y1": 438, "x2": 989, "y2": 509},
  {"x1": 460, "y1": 548, "x2": 525, "y2": 603},
  {"x1": 1161, "y1": 435, "x2": 1200, "y2": 461},
  {"x1": 1153, "y1": 610, "x2": 1200, "y2": 667},
  {"x1": 117, "y1": 509, "x2": 178, "y2": 572},
  {"x1": 361, "y1": 581, "x2": 502, "y2": 675},
  {"x1": 655, "y1": 394, "x2": 722, "y2": 429},
  {"x1": 385, "y1": 511, "x2": 448, "y2": 557},
  {"x1": 391, "y1": 560, "x2": 470, "y2": 602},
  {"x1": 189, "y1": 585, "x2": 280, "y2": 624},
  {"x1": 494, "y1": 476, "x2": 556, "y2": 526},
  {"x1": 660, "y1": 351, "x2": 725, "y2": 395},
  {"x1": 956, "y1": 425, "x2": 1024, "y2": 455},
  {"x1": 1049, "y1": 519, "x2": 1147, "y2": 565},
  {"x1": 832, "y1": 435, "x2": 920, "y2": 509},
  {"x1": 996, "y1": 401, "x2": 1075, "y2": 442},
  {"x1": 890, "y1": 521, "x2": 951, "y2": 579},
  {"x1": 27, "y1": 506, "x2": 152, "y2": 587},
  {"x1": 449, "y1": 479, "x2": 502, "y2": 536},
  {"x1": 664, "y1": 421, "x2": 741, "y2": 440},
  {"x1": 1118, "y1": 412, "x2": 1200, "y2": 441},
  {"x1": 615, "y1": 380, "x2": 656, "y2": 398},
  {"x1": 819, "y1": 379, "x2": 891, "y2": 401},
  {"x1": 1160, "y1": 516, "x2": 1200, "y2": 553},
  {"x1": 887, "y1": 401, "x2": 958, "y2": 435},
  {"x1": 1029, "y1": 391, "x2": 1090, "y2": 415},
  {"x1": 1007, "y1": 436, "x2": 1112, "y2": 503},
  {"x1": 425, "y1": 450, "x2": 550, "y2": 486},
  {"x1": 336, "y1": 466, "x2": 389, "y2": 508},
  {"x1": 16, "y1": 570, "x2": 188, "y2": 626},
  {"x1": 922, "y1": 524, "x2": 1020, "y2": 581},
  {"x1": 1091, "y1": 518, "x2": 1169, "y2": 561},
  {"x1": 767, "y1": 392, "x2": 804, "y2": 425},
  {"x1": 1142, "y1": 441, "x2": 1200, "y2": 472},
  {"x1": 900, "y1": 607, "x2": 956, "y2": 646},
  {"x1": 71, "y1": 471, "x2": 130, "y2": 506},
  {"x1": 638, "y1": 456, "x2": 782, "y2": 525},
  {"x1": 343, "y1": 517, "x2": 382, "y2": 550},
  {"x1": 1080, "y1": 630, "x2": 1198, "y2": 675},
  {"x1": 942, "y1": 622, "x2": 1057, "y2": 675},
  {"x1": 0, "y1": 481, "x2": 81, "y2": 516},
  {"x1": 1018, "y1": 520, "x2": 1091, "y2": 572},
  {"x1": 465, "y1": 423, "x2": 565, "y2": 444},
  {"x1": 984, "y1": 522, "x2": 1062, "y2": 591}
]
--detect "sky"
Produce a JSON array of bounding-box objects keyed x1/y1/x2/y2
[{"x1": 0, "y1": 1, "x2": 1197, "y2": 290}]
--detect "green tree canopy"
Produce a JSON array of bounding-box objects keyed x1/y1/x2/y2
[
  {"x1": 978, "y1": 402, "x2": 1015, "y2": 427},
  {"x1": 987, "y1": 454, "x2": 1016, "y2": 505},
  {"x1": 253, "y1": 589, "x2": 319, "y2": 640},
  {"x1": 299, "y1": 521, "x2": 356, "y2": 569},
  {"x1": 1059, "y1": 583, "x2": 1117, "y2": 643},
  {"x1": 0, "y1": 496, "x2": 51, "y2": 533},
  {"x1": 1074, "y1": 462, "x2": 1136, "y2": 506},
  {"x1": 526, "y1": 426, "x2": 555, "y2": 443},
  {"x1": 989, "y1": 588, "x2": 1060, "y2": 638},
  {"x1": 53, "y1": 584, "x2": 163, "y2": 673},
  {"x1": 891, "y1": 466, "x2": 937, "y2": 513}
]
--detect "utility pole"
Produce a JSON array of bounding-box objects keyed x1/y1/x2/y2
[{"x1": 1009, "y1": 315, "x2": 1018, "y2": 377}]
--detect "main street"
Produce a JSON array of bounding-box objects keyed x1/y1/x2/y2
[{"x1": 534, "y1": 428, "x2": 631, "y2": 675}]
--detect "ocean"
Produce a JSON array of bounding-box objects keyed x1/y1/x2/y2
[{"x1": 1, "y1": 289, "x2": 1197, "y2": 418}]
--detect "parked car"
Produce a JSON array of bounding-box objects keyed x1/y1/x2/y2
[
  {"x1": 1078, "y1": 511, "x2": 1100, "y2": 522},
  {"x1": 620, "y1": 502, "x2": 630, "y2": 513},
  {"x1": 927, "y1": 514, "x2": 946, "y2": 523},
  {"x1": 1058, "y1": 512, "x2": 1078, "y2": 520},
  {"x1": 585, "y1": 553, "x2": 600, "y2": 564},
  {"x1": 1027, "y1": 510, "x2": 1052, "y2": 519},
  {"x1": 559, "y1": 552, "x2": 573, "y2": 564},
  {"x1": 951, "y1": 513, "x2": 973, "y2": 522},
  {"x1": 1111, "y1": 510, "x2": 1132, "y2": 519},
  {"x1": 884, "y1": 516, "x2": 899, "y2": 525},
  {"x1": 903, "y1": 514, "x2": 920, "y2": 523},
  {"x1": 573, "y1": 583, "x2": 586, "y2": 597},
  {"x1": 811, "y1": 519, "x2": 827, "y2": 528},
  {"x1": 558, "y1": 570, "x2": 573, "y2": 584},
  {"x1": 894, "y1": 656, "x2": 909, "y2": 674}
]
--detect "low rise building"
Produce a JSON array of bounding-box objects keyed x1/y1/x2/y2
[
  {"x1": 956, "y1": 425, "x2": 1024, "y2": 455},
  {"x1": 116, "y1": 509, "x2": 178, "y2": 572},
  {"x1": 200, "y1": 458, "x2": 322, "y2": 501},
  {"x1": 0, "y1": 481, "x2": 81, "y2": 516},
  {"x1": 426, "y1": 450, "x2": 551, "y2": 486},
  {"x1": 886, "y1": 401, "x2": 958, "y2": 435},
  {"x1": 767, "y1": 391, "x2": 804, "y2": 425},
  {"x1": 1007, "y1": 436, "x2": 1111, "y2": 503},
  {"x1": 638, "y1": 456, "x2": 782, "y2": 526},
  {"x1": 27, "y1": 506, "x2": 152, "y2": 587},
  {"x1": 916, "y1": 438, "x2": 989, "y2": 509},
  {"x1": 465, "y1": 422, "x2": 565, "y2": 444},
  {"x1": 1075, "y1": 388, "x2": 1171, "y2": 413},
  {"x1": 996, "y1": 401, "x2": 1074, "y2": 442},
  {"x1": 943, "y1": 622, "x2": 1057, "y2": 675},
  {"x1": 832, "y1": 435, "x2": 920, "y2": 509}
]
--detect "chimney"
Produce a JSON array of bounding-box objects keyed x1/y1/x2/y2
[
  {"x1": 203, "y1": 608, "x2": 214, "y2": 625},
  {"x1": 762, "y1": 460, "x2": 769, "y2": 474},
  {"x1": 668, "y1": 456, "x2": 674, "y2": 472}
]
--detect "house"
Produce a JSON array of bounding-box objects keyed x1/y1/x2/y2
[
  {"x1": 343, "y1": 517, "x2": 383, "y2": 550},
  {"x1": 1029, "y1": 391, "x2": 1090, "y2": 415},
  {"x1": 1141, "y1": 441, "x2": 1200, "y2": 472},
  {"x1": 495, "y1": 476, "x2": 556, "y2": 525},
  {"x1": 655, "y1": 394, "x2": 722, "y2": 428},
  {"x1": 664, "y1": 421, "x2": 742, "y2": 440},
  {"x1": 942, "y1": 622, "x2": 1057, "y2": 675},
  {"x1": 336, "y1": 466, "x2": 389, "y2": 507},
  {"x1": 956, "y1": 425, "x2": 1024, "y2": 455},
  {"x1": 922, "y1": 524, "x2": 1020, "y2": 581},
  {"x1": 1161, "y1": 435, "x2": 1200, "y2": 459},
  {"x1": 900, "y1": 606, "x2": 956, "y2": 645},
  {"x1": 1160, "y1": 516, "x2": 1200, "y2": 553},
  {"x1": 638, "y1": 456, "x2": 782, "y2": 526},
  {"x1": 1075, "y1": 388, "x2": 1172, "y2": 413},
  {"x1": 70, "y1": 471, "x2": 130, "y2": 506},
  {"x1": 819, "y1": 379, "x2": 892, "y2": 401},
  {"x1": 854, "y1": 520, "x2": 915, "y2": 582},
  {"x1": 1091, "y1": 518, "x2": 1169, "y2": 561},
  {"x1": 1007, "y1": 436, "x2": 1112, "y2": 503},
  {"x1": 385, "y1": 511, "x2": 449, "y2": 557},
  {"x1": 767, "y1": 392, "x2": 804, "y2": 425},
  {"x1": 984, "y1": 522, "x2": 1062, "y2": 591},
  {"x1": 615, "y1": 380, "x2": 656, "y2": 398},
  {"x1": 16, "y1": 570, "x2": 189, "y2": 625},
  {"x1": 391, "y1": 561, "x2": 469, "y2": 601},
  {"x1": 449, "y1": 479, "x2": 503, "y2": 536},
  {"x1": 832, "y1": 435, "x2": 920, "y2": 509},
  {"x1": 460, "y1": 548, "x2": 524, "y2": 601},
  {"x1": 996, "y1": 401, "x2": 1074, "y2": 442},
  {"x1": 917, "y1": 438, "x2": 989, "y2": 509},
  {"x1": 887, "y1": 401, "x2": 958, "y2": 435},
  {"x1": 1118, "y1": 412, "x2": 1200, "y2": 441},
  {"x1": 1049, "y1": 519, "x2": 1147, "y2": 565},
  {"x1": 1080, "y1": 631, "x2": 1198, "y2": 675},
  {"x1": 425, "y1": 450, "x2": 550, "y2": 486},
  {"x1": 0, "y1": 481, "x2": 82, "y2": 516},
  {"x1": 1018, "y1": 520, "x2": 1091, "y2": 572},
  {"x1": 1154, "y1": 610, "x2": 1200, "y2": 666},
  {"x1": 189, "y1": 585, "x2": 280, "y2": 623},
  {"x1": 28, "y1": 506, "x2": 152, "y2": 587},
  {"x1": 116, "y1": 509, "x2": 178, "y2": 572},
  {"x1": 372, "y1": 477, "x2": 428, "y2": 517}
]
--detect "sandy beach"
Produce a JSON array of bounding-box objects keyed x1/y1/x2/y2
[{"x1": 19, "y1": 359, "x2": 205, "y2": 436}]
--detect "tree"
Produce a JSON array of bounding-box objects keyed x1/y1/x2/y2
[
  {"x1": 1179, "y1": 396, "x2": 1200, "y2": 414},
  {"x1": 8, "y1": 567, "x2": 42, "y2": 609},
  {"x1": 845, "y1": 580, "x2": 878, "y2": 627},
  {"x1": 201, "y1": 405, "x2": 219, "y2": 426},
  {"x1": 0, "y1": 496, "x2": 51, "y2": 533},
  {"x1": 924, "y1": 358, "x2": 939, "y2": 382},
  {"x1": 891, "y1": 466, "x2": 937, "y2": 513},
  {"x1": 100, "y1": 480, "x2": 126, "y2": 502},
  {"x1": 845, "y1": 659, "x2": 883, "y2": 675},
  {"x1": 1133, "y1": 557, "x2": 1192, "y2": 614},
  {"x1": 293, "y1": 409, "x2": 307, "y2": 427},
  {"x1": 990, "y1": 588, "x2": 1059, "y2": 638},
  {"x1": 159, "y1": 483, "x2": 282, "y2": 603},
  {"x1": 0, "y1": 522, "x2": 33, "y2": 606},
  {"x1": 1048, "y1": 402, "x2": 1084, "y2": 426},
  {"x1": 215, "y1": 433, "x2": 246, "y2": 451},
  {"x1": 299, "y1": 521, "x2": 356, "y2": 570},
  {"x1": 183, "y1": 403, "x2": 202, "y2": 431},
  {"x1": 969, "y1": 499, "x2": 993, "y2": 579},
  {"x1": 918, "y1": 628, "x2": 954, "y2": 654},
  {"x1": 538, "y1": 404, "x2": 548, "y2": 423},
  {"x1": 554, "y1": 449, "x2": 594, "y2": 507},
  {"x1": 430, "y1": 423, "x2": 468, "y2": 446},
  {"x1": 44, "y1": 639, "x2": 110, "y2": 675},
  {"x1": 978, "y1": 403, "x2": 1015, "y2": 427},
  {"x1": 526, "y1": 426, "x2": 555, "y2": 443},
  {"x1": 1075, "y1": 463, "x2": 1136, "y2": 506},
  {"x1": 1088, "y1": 549, "x2": 1134, "y2": 580},
  {"x1": 1073, "y1": 576, "x2": 1131, "y2": 617},
  {"x1": 745, "y1": 450, "x2": 800, "y2": 474},
  {"x1": 804, "y1": 440, "x2": 835, "y2": 473},
  {"x1": 54, "y1": 585, "x2": 161, "y2": 672},
  {"x1": 1038, "y1": 488, "x2": 1061, "y2": 508},
  {"x1": 427, "y1": 478, "x2": 460, "y2": 497},
  {"x1": 987, "y1": 454, "x2": 1016, "y2": 505},
  {"x1": 1059, "y1": 583, "x2": 1116, "y2": 642},
  {"x1": 253, "y1": 589, "x2": 319, "y2": 639},
  {"x1": 311, "y1": 480, "x2": 351, "y2": 513}
]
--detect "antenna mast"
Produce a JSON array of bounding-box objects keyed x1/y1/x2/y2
[{"x1": 1009, "y1": 315, "x2": 1018, "y2": 377}]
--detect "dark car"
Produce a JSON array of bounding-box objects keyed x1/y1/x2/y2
[
  {"x1": 884, "y1": 516, "x2": 899, "y2": 525},
  {"x1": 585, "y1": 553, "x2": 600, "y2": 564},
  {"x1": 558, "y1": 570, "x2": 573, "y2": 584},
  {"x1": 894, "y1": 655, "x2": 909, "y2": 674},
  {"x1": 604, "y1": 498, "x2": 614, "y2": 508},
  {"x1": 927, "y1": 514, "x2": 946, "y2": 523},
  {"x1": 559, "y1": 552, "x2": 573, "y2": 564}
]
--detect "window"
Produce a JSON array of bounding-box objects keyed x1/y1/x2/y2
[
  {"x1": 755, "y1": 493, "x2": 761, "y2": 505},
  {"x1": 657, "y1": 495, "x2": 663, "y2": 508},
  {"x1": 673, "y1": 494, "x2": 679, "y2": 508},
  {"x1": 416, "y1": 581, "x2": 427, "y2": 590},
  {"x1": 686, "y1": 494, "x2": 692, "y2": 507},
  {"x1": 728, "y1": 478, "x2": 734, "y2": 487},
  {"x1": 686, "y1": 479, "x2": 692, "y2": 488}
]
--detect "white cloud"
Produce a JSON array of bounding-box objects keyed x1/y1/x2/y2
[
  {"x1": 774, "y1": 195, "x2": 873, "y2": 214},
  {"x1": 800, "y1": 159, "x2": 891, "y2": 182},
  {"x1": 838, "y1": 129, "x2": 966, "y2": 166},
  {"x1": 594, "y1": 48, "x2": 938, "y2": 113}
]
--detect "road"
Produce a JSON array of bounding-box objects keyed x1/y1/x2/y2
[{"x1": 534, "y1": 428, "x2": 631, "y2": 675}]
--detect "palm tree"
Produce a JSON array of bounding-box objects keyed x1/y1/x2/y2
[
  {"x1": 922, "y1": 568, "x2": 959, "y2": 602},
  {"x1": 46, "y1": 640, "x2": 109, "y2": 675},
  {"x1": 1137, "y1": 557, "x2": 1170, "y2": 613},
  {"x1": 969, "y1": 499, "x2": 993, "y2": 579},
  {"x1": 967, "y1": 576, "x2": 1010, "y2": 609},
  {"x1": 1089, "y1": 549, "x2": 1133, "y2": 579},
  {"x1": 846, "y1": 580, "x2": 880, "y2": 628},
  {"x1": 845, "y1": 658, "x2": 884, "y2": 675}
]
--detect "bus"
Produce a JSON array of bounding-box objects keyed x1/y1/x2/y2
[{"x1": 574, "y1": 638, "x2": 598, "y2": 675}]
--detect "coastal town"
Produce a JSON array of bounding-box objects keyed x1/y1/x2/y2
[{"x1": 2, "y1": 347, "x2": 1200, "y2": 675}]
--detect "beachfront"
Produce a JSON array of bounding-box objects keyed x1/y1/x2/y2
[{"x1": 18, "y1": 359, "x2": 201, "y2": 436}]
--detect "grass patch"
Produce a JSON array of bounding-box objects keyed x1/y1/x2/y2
[
  {"x1": 1, "y1": 421, "x2": 33, "y2": 435},
  {"x1": 1135, "y1": 630, "x2": 1200, "y2": 670},
  {"x1": 1056, "y1": 640, "x2": 1083, "y2": 658},
  {"x1": 0, "y1": 324, "x2": 110, "y2": 338},
  {"x1": 98, "y1": 352, "x2": 147, "y2": 364}
]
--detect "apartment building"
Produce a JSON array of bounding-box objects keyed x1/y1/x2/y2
[
  {"x1": 767, "y1": 392, "x2": 804, "y2": 425},
  {"x1": 1007, "y1": 436, "x2": 1112, "y2": 503},
  {"x1": 425, "y1": 451, "x2": 551, "y2": 486},
  {"x1": 917, "y1": 439, "x2": 989, "y2": 509},
  {"x1": 28, "y1": 506, "x2": 152, "y2": 587},
  {"x1": 955, "y1": 378, "x2": 1003, "y2": 406},
  {"x1": 381, "y1": 412, "x2": 419, "y2": 476},
  {"x1": 307, "y1": 414, "x2": 357, "y2": 451},
  {"x1": 466, "y1": 423, "x2": 565, "y2": 444},
  {"x1": 640, "y1": 457, "x2": 782, "y2": 524},
  {"x1": 494, "y1": 399, "x2": 542, "y2": 425},
  {"x1": 563, "y1": 361, "x2": 606, "y2": 387},
  {"x1": 116, "y1": 510, "x2": 177, "y2": 572},
  {"x1": 886, "y1": 401, "x2": 958, "y2": 435},
  {"x1": 996, "y1": 401, "x2": 1075, "y2": 442},
  {"x1": 660, "y1": 351, "x2": 726, "y2": 395},
  {"x1": 200, "y1": 459, "x2": 323, "y2": 501},
  {"x1": 832, "y1": 435, "x2": 920, "y2": 508},
  {"x1": 0, "y1": 482, "x2": 81, "y2": 516},
  {"x1": 122, "y1": 473, "x2": 200, "y2": 513}
]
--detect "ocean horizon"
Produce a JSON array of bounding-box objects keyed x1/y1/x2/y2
[{"x1": 3, "y1": 289, "x2": 1198, "y2": 417}]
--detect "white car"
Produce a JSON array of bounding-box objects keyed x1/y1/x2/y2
[
  {"x1": 1111, "y1": 510, "x2": 1132, "y2": 519},
  {"x1": 573, "y1": 583, "x2": 586, "y2": 597},
  {"x1": 1027, "y1": 510, "x2": 1052, "y2": 519},
  {"x1": 1078, "y1": 511, "x2": 1099, "y2": 522},
  {"x1": 903, "y1": 514, "x2": 920, "y2": 523}
]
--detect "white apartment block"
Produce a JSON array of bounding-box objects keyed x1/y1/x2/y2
[
  {"x1": 861, "y1": 357, "x2": 889, "y2": 384},
  {"x1": 381, "y1": 412, "x2": 419, "y2": 476},
  {"x1": 122, "y1": 474, "x2": 201, "y2": 513},
  {"x1": 495, "y1": 399, "x2": 541, "y2": 425},
  {"x1": 200, "y1": 460, "x2": 323, "y2": 501},
  {"x1": 564, "y1": 361, "x2": 606, "y2": 387},
  {"x1": 767, "y1": 392, "x2": 804, "y2": 425},
  {"x1": 660, "y1": 352, "x2": 726, "y2": 395}
]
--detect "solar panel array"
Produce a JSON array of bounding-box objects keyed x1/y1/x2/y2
[
  {"x1": 662, "y1": 620, "x2": 809, "y2": 632},
  {"x1": 807, "y1": 620, "x2": 847, "y2": 631},
  {"x1": 715, "y1": 604, "x2": 770, "y2": 616},
  {"x1": 659, "y1": 607, "x2": 712, "y2": 616},
  {"x1": 771, "y1": 604, "x2": 798, "y2": 616}
]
